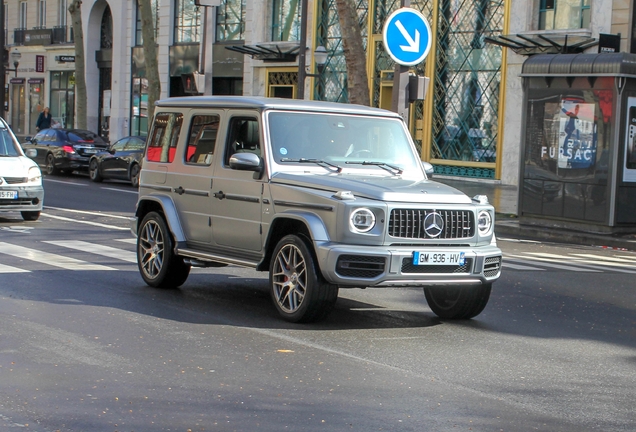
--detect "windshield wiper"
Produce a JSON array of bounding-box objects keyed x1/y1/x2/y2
[
  {"x1": 279, "y1": 158, "x2": 342, "y2": 173},
  {"x1": 345, "y1": 161, "x2": 403, "y2": 175}
]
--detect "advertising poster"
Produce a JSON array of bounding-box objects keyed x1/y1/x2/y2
[
  {"x1": 624, "y1": 97, "x2": 636, "y2": 182},
  {"x1": 557, "y1": 99, "x2": 596, "y2": 170}
]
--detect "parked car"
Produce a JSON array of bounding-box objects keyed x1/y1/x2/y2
[
  {"x1": 88, "y1": 136, "x2": 146, "y2": 187},
  {"x1": 0, "y1": 118, "x2": 44, "y2": 221},
  {"x1": 22, "y1": 129, "x2": 109, "y2": 175},
  {"x1": 131, "y1": 96, "x2": 502, "y2": 323}
]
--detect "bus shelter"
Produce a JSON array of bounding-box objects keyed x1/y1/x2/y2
[{"x1": 519, "y1": 53, "x2": 636, "y2": 232}]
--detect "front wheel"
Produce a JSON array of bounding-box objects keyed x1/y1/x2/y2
[
  {"x1": 270, "y1": 235, "x2": 338, "y2": 323},
  {"x1": 45, "y1": 153, "x2": 59, "y2": 175},
  {"x1": 130, "y1": 164, "x2": 140, "y2": 188},
  {"x1": 21, "y1": 211, "x2": 40, "y2": 221},
  {"x1": 424, "y1": 284, "x2": 491, "y2": 320},
  {"x1": 137, "y1": 211, "x2": 190, "y2": 288},
  {"x1": 89, "y1": 159, "x2": 103, "y2": 182}
]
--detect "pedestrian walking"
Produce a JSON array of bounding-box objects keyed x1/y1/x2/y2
[{"x1": 35, "y1": 107, "x2": 52, "y2": 131}]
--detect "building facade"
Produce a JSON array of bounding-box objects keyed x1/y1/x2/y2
[{"x1": 3, "y1": 0, "x2": 636, "y2": 186}]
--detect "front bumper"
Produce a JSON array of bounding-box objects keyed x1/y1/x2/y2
[
  {"x1": 0, "y1": 185, "x2": 44, "y2": 212},
  {"x1": 315, "y1": 242, "x2": 502, "y2": 288}
]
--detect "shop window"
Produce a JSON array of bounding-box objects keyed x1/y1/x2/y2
[
  {"x1": 135, "y1": 0, "x2": 160, "y2": 45},
  {"x1": 175, "y1": 0, "x2": 201, "y2": 43},
  {"x1": 539, "y1": 0, "x2": 590, "y2": 30},
  {"x1": 216, "y1": 0, "x2": 245, "y2": 41},
  {"x1": 272, "y1": 0, "x2": 301, "y2": 42},
  {"x1": 146, "y1": 113, "x2": 183, "y2": 163}
]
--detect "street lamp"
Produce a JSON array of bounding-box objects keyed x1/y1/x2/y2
[
  {"x1": 306, "y1": 46, "x2": 328, "y2": 77},
  {"x1": 9, "y1": 48, "x2": 21, "y2": 77}
]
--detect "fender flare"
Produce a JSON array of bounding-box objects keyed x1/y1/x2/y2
[
  {"x1": 269, "y1": 210, "x2": 330, "y2": 242},
  {"x1": 135, "y1": 194, "x2": 186, "y2": 243}
]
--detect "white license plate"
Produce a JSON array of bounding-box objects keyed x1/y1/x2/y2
[
  {"x1": 413, "y1": 251, "x2": 465, "y2": 266},
  {"x1": 0, "y1": 190, "x2": 18, "y2": 199},
  {"x1": 83, "y1": 148, "x2": 98, "y2": 154}
]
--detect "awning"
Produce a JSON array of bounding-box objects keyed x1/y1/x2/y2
[
  {"x1": 521, "y1": 52, "x2": 636, "y2": 78},
  {"x1": 484, "y1": 34, "x2": 597, "y2": 56},
  {"x1": 225, "y1": 42, "x2": 300, "y2": 62}
]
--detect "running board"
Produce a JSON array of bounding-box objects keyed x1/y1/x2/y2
[{"x1": 176, "y1": 247, "x2": 260, "y2": 269}]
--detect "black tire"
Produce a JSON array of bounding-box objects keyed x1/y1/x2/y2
[
  {"x1": 45, "y1": 153, "x2": 59, "y2": 175},
  {"x1": 424, "y1": 284, "x2": 491, "y2": 320},
  {"x1": 89, "y1": 159, "x2": 103, "y2": 182},
  {"x1": 21, "y1": 211, "x2": 41, "y2": 221},
  {"x1": 130, "y1": 163, "x2": 140, "y2": 188},
  {"x1": 137, "y1": 211, "x2": 190, "y2": 288},
  {"x1": 269, "y1": 234, "x2": 338, "y2": 323}
]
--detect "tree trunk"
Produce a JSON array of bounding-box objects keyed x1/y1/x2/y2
[
  {"x1": 68, "y1": 0, "x2": 87, "y2": 129},
  {"x1": 335, "y1": 0, "x2": 370, "y2": 106},
  {"x1": 139, "y1": 0, "x2": 161, "y2": 125}
]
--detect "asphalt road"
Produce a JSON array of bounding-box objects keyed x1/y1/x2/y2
[{"x1": 0, "y1": 174, "x2": 634, "y2": 431}]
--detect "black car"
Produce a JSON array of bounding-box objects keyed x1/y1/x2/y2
[
  {"x1": 88, "y1": 136, "x2": 146, "y2": 187},
  {"x1": 23, "y1": 129, "x2": 109, "y2": 175}
]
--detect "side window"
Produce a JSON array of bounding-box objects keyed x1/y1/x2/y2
[
  {"x1": 125, "y1": 138, "x2": 145, "y2": 151},
  {"x1": 146, "y1": 113, "x2": 183, "y2": 163},
  {"x1": 185, "y1": 115, "x2": 220, "y2": 165},
  {"x1": 45, "y1": 130, "x2": 57, "y2": 141},
  {"x1": 225, "y1": 117, "x2": 260, "y2": 165},
  {"x1": 33, "y1": 132, "x2": 46, "y2": 142},
  {"x1": 112, "y1": 139, "x2": 128, "y2": 152}
]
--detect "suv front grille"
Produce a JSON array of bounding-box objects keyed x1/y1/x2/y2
[
  {"x1": 401, "y1": 257, "x2": 473, "y2": 274},
  {"x1": 2, "y1": 177, "x2": 27, "y2": 184},
  {"x1": 388, "y1": 209, "x2": 474, "y2": 239}
]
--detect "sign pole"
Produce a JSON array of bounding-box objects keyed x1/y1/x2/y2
[{"x1": 391, "y1": 0, "x2": 411, "y2": 123}]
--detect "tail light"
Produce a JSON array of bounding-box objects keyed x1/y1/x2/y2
[{"x1": 62, "y1": 145, "x2": 76, "y2": 154}]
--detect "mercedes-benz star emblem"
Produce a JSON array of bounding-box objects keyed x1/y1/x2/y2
[{"x1": 423, "y1": 212, "x2": 444, "y2": 238}]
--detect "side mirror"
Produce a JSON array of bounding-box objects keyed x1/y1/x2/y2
[
  {"x1": 25, "y1": 149, "x2": 37, "y2": 158},
  {"x1": 422, "y1": 161, "x2": 434, "y2": 178},
  {"x1": 108, "y1": 147, "x2": 116, "y2": 154},
  {"x1": 25, "y1": 136, "x2": 32, "y2": 142},
  {"x1": 229, "y1": 152, "x2": 262, "y2": 172}
]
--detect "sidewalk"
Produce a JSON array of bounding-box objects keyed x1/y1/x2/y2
[{"x1": 436, "y1": 176, "x2": 636, "y2": 251}]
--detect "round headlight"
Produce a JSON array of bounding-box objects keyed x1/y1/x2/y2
[
  {"x1": 478, "y1": 210, "x2": 492, "y2": 235},
  {"x1": 350, "y1": 208, "x2": 376, "y2": 233}
]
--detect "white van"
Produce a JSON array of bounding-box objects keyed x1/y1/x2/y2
[{"x1": 0, "y1": 118, "x2": 44, "y2": 221}]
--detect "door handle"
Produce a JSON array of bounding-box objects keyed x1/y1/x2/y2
[
  {"x1": 174, "y1": 186, "x2": 185, "y2": 195},
  {"x1": 213, "y1": 191, "x2": 225, "y2": 200}
]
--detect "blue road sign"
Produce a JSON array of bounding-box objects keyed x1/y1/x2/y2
[{"x1": 382, "y1": 8, "x2": 432, "y2": 67}]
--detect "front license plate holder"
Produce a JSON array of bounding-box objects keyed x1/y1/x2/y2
[{"x1": 413, "y1": 251, "x2": 465, "y2": 266}]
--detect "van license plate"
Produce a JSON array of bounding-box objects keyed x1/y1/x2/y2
[
  {"x1": 0, "y1": 191, "x2": 18, "y2": 199},
  {"x1": 413, "y1": 251, "x2": 465, "y2": 266}
]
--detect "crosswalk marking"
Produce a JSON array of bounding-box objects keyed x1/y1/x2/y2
[
  {"x1": 570, "y1": 253, "x2": 635, "y2": 264},
  {"x1": 116, "y1": 238, "x2": 137, "y2": 245},
  {"x1": 0, "y1": 262, "x2": 29, "y2": 274},
  {"x1": 0, "y1": 242, "x2": 115, "y2": 271},
  {"x1": 504, "y1": 255, "x2": 602, "y2": 272},
  {"x1": 44, "y1": 240, "x2": 137, "y2": 263},
  {"x1": 502, "y1": 262, "x2": 545, "y2": 271}
]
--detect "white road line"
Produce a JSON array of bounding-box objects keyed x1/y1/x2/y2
[
  {"x1": 43, "y1": 178, "x2": 88, "y2": 186},
  {"x1": 43, "y1": 206, "x2": 133, "y2": 220},
  {"x1": 505, "y1": 254, "x2": 636, "y2": 274},
  {"x1": 504, "y1": 255, "x2": 601, "y2": 272},
  {"x1": 0, "y1": 263, "x2": 30, "y2": 274},
  {"x1": 0, "y1": 242, "x2": 115, "y2": 271},
  {"x1": 502, "y1": 262, "x2": 545, "y2": 271},
  {"x1": 526, "y1": 252, "x2": 585, "y2": 260},
  {"x1": 115, "y1": 238, "x2": 137, "y2": 244},
  {"x1": 40, "y1": 213, "x2": 129, "y2": 230},
  {"x1": 100, "y1": 187, "x2": 138, "y2": 195},
  {"x1": 570, "y1": 253, "x2": 636, "y2": 264},
  {"x1": 43, "y1": 240, "x2": 137, "y2": 263}
]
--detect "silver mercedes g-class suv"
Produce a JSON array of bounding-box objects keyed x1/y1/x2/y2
[{"x1": 132, "y1": 96, "x2": 502, "y2": 323}]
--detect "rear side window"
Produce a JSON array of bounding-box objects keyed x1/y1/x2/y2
[
  {"x1": 66, "y1": 130, "x2": 106, "y2": 144},
  {"x1": 146, "y1": 113, "x2": 183, "y2": 163},
  {"x1": 185, "y1": 115, "x2": 220, "y2": 165}
]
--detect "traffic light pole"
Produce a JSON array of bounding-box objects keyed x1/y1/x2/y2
[
  {"x1": 391, "y1": 0, "x2": 411, "y2": 124},
  {"x1": 0, "y1": 3, "x2": 6, "y2": 121}
]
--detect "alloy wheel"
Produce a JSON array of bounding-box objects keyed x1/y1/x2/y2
[
  {"x1": 139, "y1": 219, "x2": 164, "y2": 279},
  {"x1": 272, "y1": 244, "x2": 307, "y2": 314}
]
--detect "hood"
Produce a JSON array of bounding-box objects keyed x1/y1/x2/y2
[
  {"x1": 0, "y1": 156, "x2": 37, "y2": 178},
  {"x1": 270, "y1": 172, "x2": 472, "y2": 204}
]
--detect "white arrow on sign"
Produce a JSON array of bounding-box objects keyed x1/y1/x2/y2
[{"x1": 395, "y1": 20, "x2": 420, "y2": 53}]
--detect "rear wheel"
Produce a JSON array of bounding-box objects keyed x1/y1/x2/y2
[
  {"x1": 137, "y1": 211, "x2": 190, "y2": 288},
  {"x1": 130, "y1": 164, "x2": 140, "y2": 187},
  {"x1": 21, "y1": 211, "x2": 40, "y2": 221},
  {"x1": 45, "y1": 153, "x2": 59, "y2": 175},
  {"x1": 424, "y1": 284, "x2": 492, "y2": 319},
  {"x1": 89, "y1": 159, "x2": 103, "y2": 182},
  {"x1": 270, "y1": 234, "x2": 338, "y2": 323}
]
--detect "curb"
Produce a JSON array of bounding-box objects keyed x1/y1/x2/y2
[{"x1": 495, "y1": 221, "x2": 636, "y2": 251}]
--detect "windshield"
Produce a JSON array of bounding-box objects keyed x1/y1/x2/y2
[
  {"x1": 0, "y1": 124, "x2": 21, "y2": 157},
  {"x1": 268, "y1": 111, "x2": 423, "y2": 178},
  {"x1": 64, "y1": 130, "x2": 106, "y2": 144}
]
